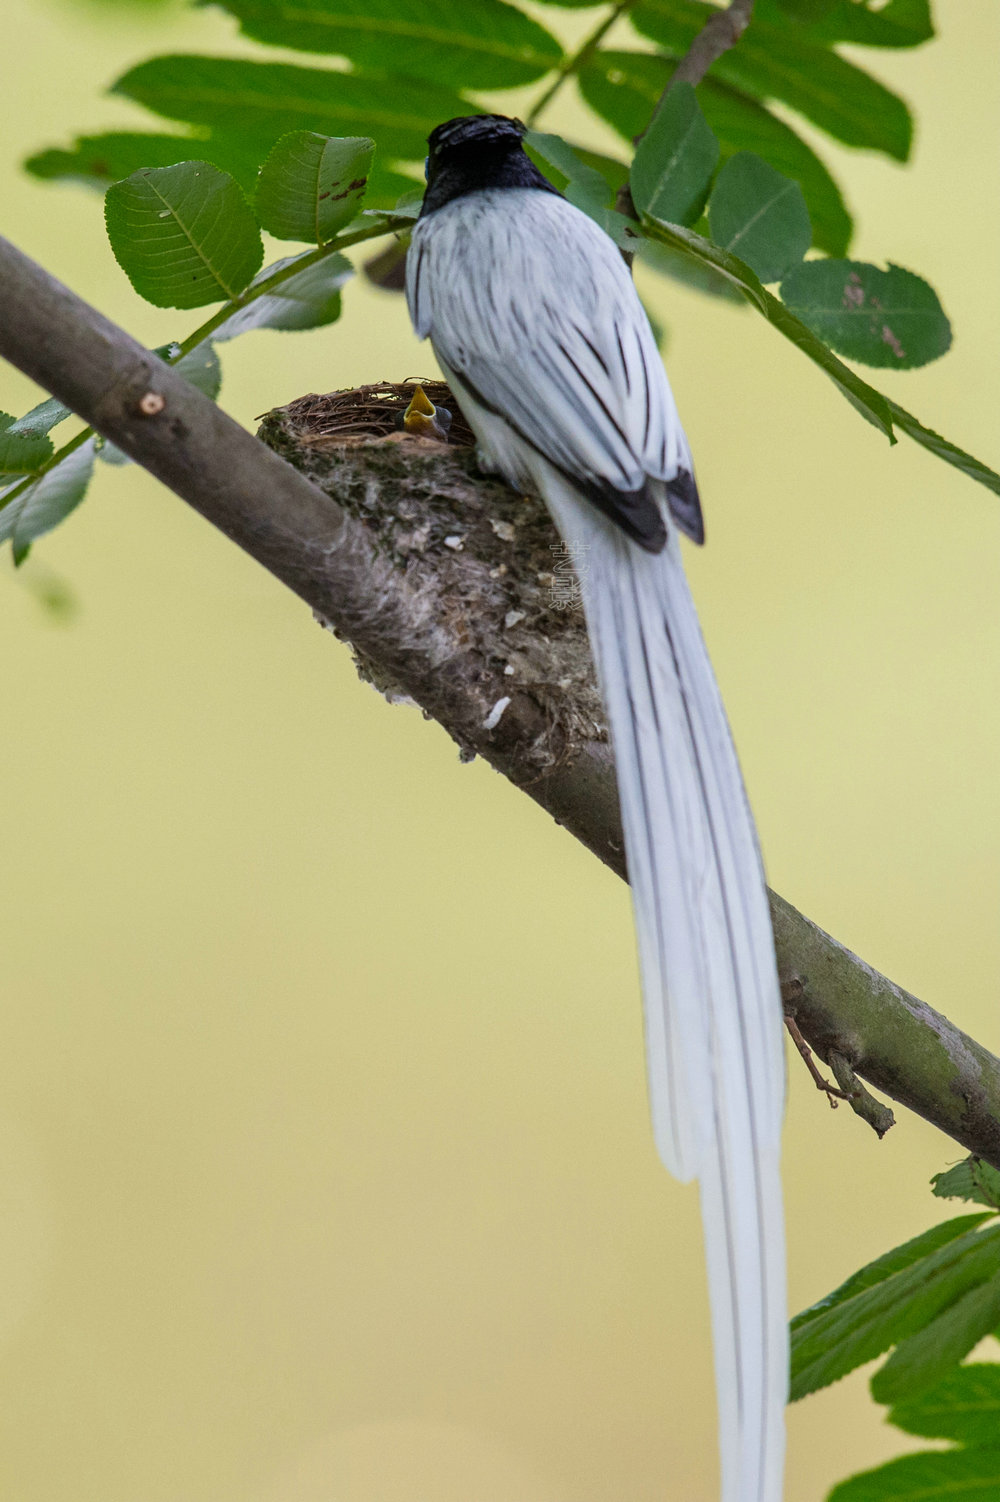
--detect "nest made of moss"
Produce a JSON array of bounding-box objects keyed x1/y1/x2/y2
[{"x1": 278, "y1": 379, "x2": 478, "y2": 448}]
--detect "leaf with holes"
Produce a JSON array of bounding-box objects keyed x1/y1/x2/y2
[
  {"x1": 210, "y1": 0, "x2": 563, "y2": 89},
  {"x1": 0, "y1": 439, "x2": 96, "y2": 564},
  {"x1": 630, "y1": 83, "x2": 719, "y2": 227},
  {"x1": 105, "y1": 161, "x2": 263, "y2": 309},
  {"x1": 256, "y1": 132, "x2": 373, "y2": 243},
  {"x1": 780, "y1": 259, "x2": 951, "y2": 369},
  {"x1": 708, "y1": 152, "x2": 811, "y2": 282}
]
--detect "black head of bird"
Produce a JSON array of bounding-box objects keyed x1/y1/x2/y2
[{"x1": 421, "y1": 114, "x2": 558, "y2": 217}]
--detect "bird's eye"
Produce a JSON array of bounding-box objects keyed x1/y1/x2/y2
[{"x1": 424, "y1": 155, "x2": 430, "y2": 182}]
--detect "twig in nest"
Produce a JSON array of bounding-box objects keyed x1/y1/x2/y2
[{"x1": 272, "y1": 380, "x2": 478, "y2": 449}]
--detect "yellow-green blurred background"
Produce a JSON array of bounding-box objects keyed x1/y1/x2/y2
[{"x1": 1, "y1": 3, "x2": 998, "y2": 1498}]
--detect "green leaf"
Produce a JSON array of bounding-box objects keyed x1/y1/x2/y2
[
  {"x1": 579, "y1": 52, "x2": 852, "y2": 255},
  {"x1": 639, "y1": 217, "x2": 898, "y2": 433},
  {"x1": 7, "y1": 397, "x2": 74, "y2": 438},
  {"x1": 780, "y1": 259, "x2": 952, "y2": 369},
  {"x1": 25, "y1": 131, "x2": 268, "y2": 194},
  {"x1": 792, "y1": 1216, "x2": 994, "y2": 1332},
  {"x1": 789, "y1": 1221, "x2": 1000, "y2": 1400},
  {"x1": 0, "y1": 439, "x2": 96, "y2": 563},
  {"x1": 630, "y1": 82, "x2": 720, "y2": 227},
  {"x1": 932, "y1": 1159, "x2": 1000, "y2": 1211},
  {"x1": 213, "y1": 251, "x2": 353, "y2": 339},
  {"x1": 886, "y1": 403, "x2": 1000, "y2": 497},
  {"x1": 105, "y1": 161, "x2": 264, "y2": 310},
  {"x1": 640, "y1": 217, "x2": 773, "y2": 313},
  {"x1": 210, "y1": 0, "x2": 563, "y2": 88},
  {"x1": 172, "y1": 342, "x2": 223, "y2": 399},
  {"x1": 632, "y1": 0, "x2": 913, "y2": 160},
  {"x1": 636, "y1": 233, "x2": 745, "y2": 303},
  {"x1": 256, "y1": 131, "x2": 373, "y2": 242},
  {"x1": 890, "y1": 1365, "x2": 1000, "y2": 1447},
  {"x1": 111, "y1": 55, "x2": 470, "y2": 164},
  {"x1": 525, "y1": 129, "x2": 613, "y2": 208},
  {"x1": 872, "y1": 1270, "x2": 1000, "y2": 1404},
  {"x1": 569, "y1": 147, "x2": 629, "y2": 196},
  {"x1": 0, "y1": 413, "x2": 56, "y2": 475},
  {"x1": 524, "y1": 132, "x2": 641, "y2": 250},
  {"x1": 761, "y1": 0, "x2": 934, "y2": 48},
  {"x1": 828, "y1": 1446, "x2": 1000, "y2": 1502},
  {"x1": 707, "y1": 151, "x2": 811, "y2": 282}
]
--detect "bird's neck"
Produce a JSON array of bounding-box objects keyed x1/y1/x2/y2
[{"x1": 420, "y1": 146, "x2": 558, "y2": 217}]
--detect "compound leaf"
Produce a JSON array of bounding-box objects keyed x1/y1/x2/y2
[{"x1": 211, "y1": 0, "x2": 563, "y2": 88}]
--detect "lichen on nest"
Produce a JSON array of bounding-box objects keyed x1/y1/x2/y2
[{"x1": 257, "y1": 382, "x2": 608, "y2": 762}]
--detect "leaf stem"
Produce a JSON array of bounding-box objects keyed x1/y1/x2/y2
[
  {"x1": 525, "y1": 0, "x2": 635, "y2": 128},
  {"x1": 0, "y1": 214, "x2": 410, "y2": 514},
  {"x1": 175, "y1": 214, "x2": 410, "y2": 356}
]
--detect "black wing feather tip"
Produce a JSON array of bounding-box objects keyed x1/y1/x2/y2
[
  {"x1": 666, "y1": 469, "x2": 704, "y2": 545},
  {"x1": 586, "y1": 479, "x2": 667, "y2": 554}
]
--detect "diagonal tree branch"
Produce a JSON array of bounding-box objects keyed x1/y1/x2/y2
[{"x1": 1, "y1": 233, "x2": 999, "y2": 1169}]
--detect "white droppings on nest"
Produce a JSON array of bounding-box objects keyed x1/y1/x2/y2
[
  {"x1": 443, "y1": 534, "x2": 464, "y2": 550},
  {"x1": 482, "y1": 696, "x2": 511, "y2": 731},
  {"x1": 490, "y1": 518, "x2": 516, "y2": 542},
  {"x1": 504, "y1": 609, "x2": 526, "y2": 629},
  {"x1": 504, "y1": 664, "x2": 515, "y2": 677},
  {"x1": 395, "y1": 523, "x2": 431, "y2": 552}
]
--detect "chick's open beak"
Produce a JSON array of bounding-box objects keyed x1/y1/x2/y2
[{"x1": 399, "y1": 384, "x2": 453, "y2": 441}]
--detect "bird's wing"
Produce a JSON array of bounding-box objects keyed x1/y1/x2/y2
[{"x1": 407, "y1": 189, "x2": 689, "y2": 497}]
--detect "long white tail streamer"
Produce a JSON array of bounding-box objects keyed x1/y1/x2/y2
[{"x1": 542, "y1": 472, "x2": 788, "y2": 1502}]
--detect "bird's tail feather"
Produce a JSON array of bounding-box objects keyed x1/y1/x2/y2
[{"x1": 542, "y1": 473, "x2": 788, "y2": 1502}]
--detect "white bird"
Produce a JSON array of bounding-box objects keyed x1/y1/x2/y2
[{"x1": 406, "y1": 113, "x2": 787, "y2": 1502}]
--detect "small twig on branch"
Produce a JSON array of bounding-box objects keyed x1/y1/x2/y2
[
  {"x1": 666, "y1": 0, "x2": 755, "y2": 94},
  {"x1": 1, "y1": 235, "x2": 999, "y2": 1170},
  {"x1": 829, "y1": 1053, "x2": 897, "y2": 1140},
  {"x1": 616, "y1": 0, "x2": 755, "y2": 219}
]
